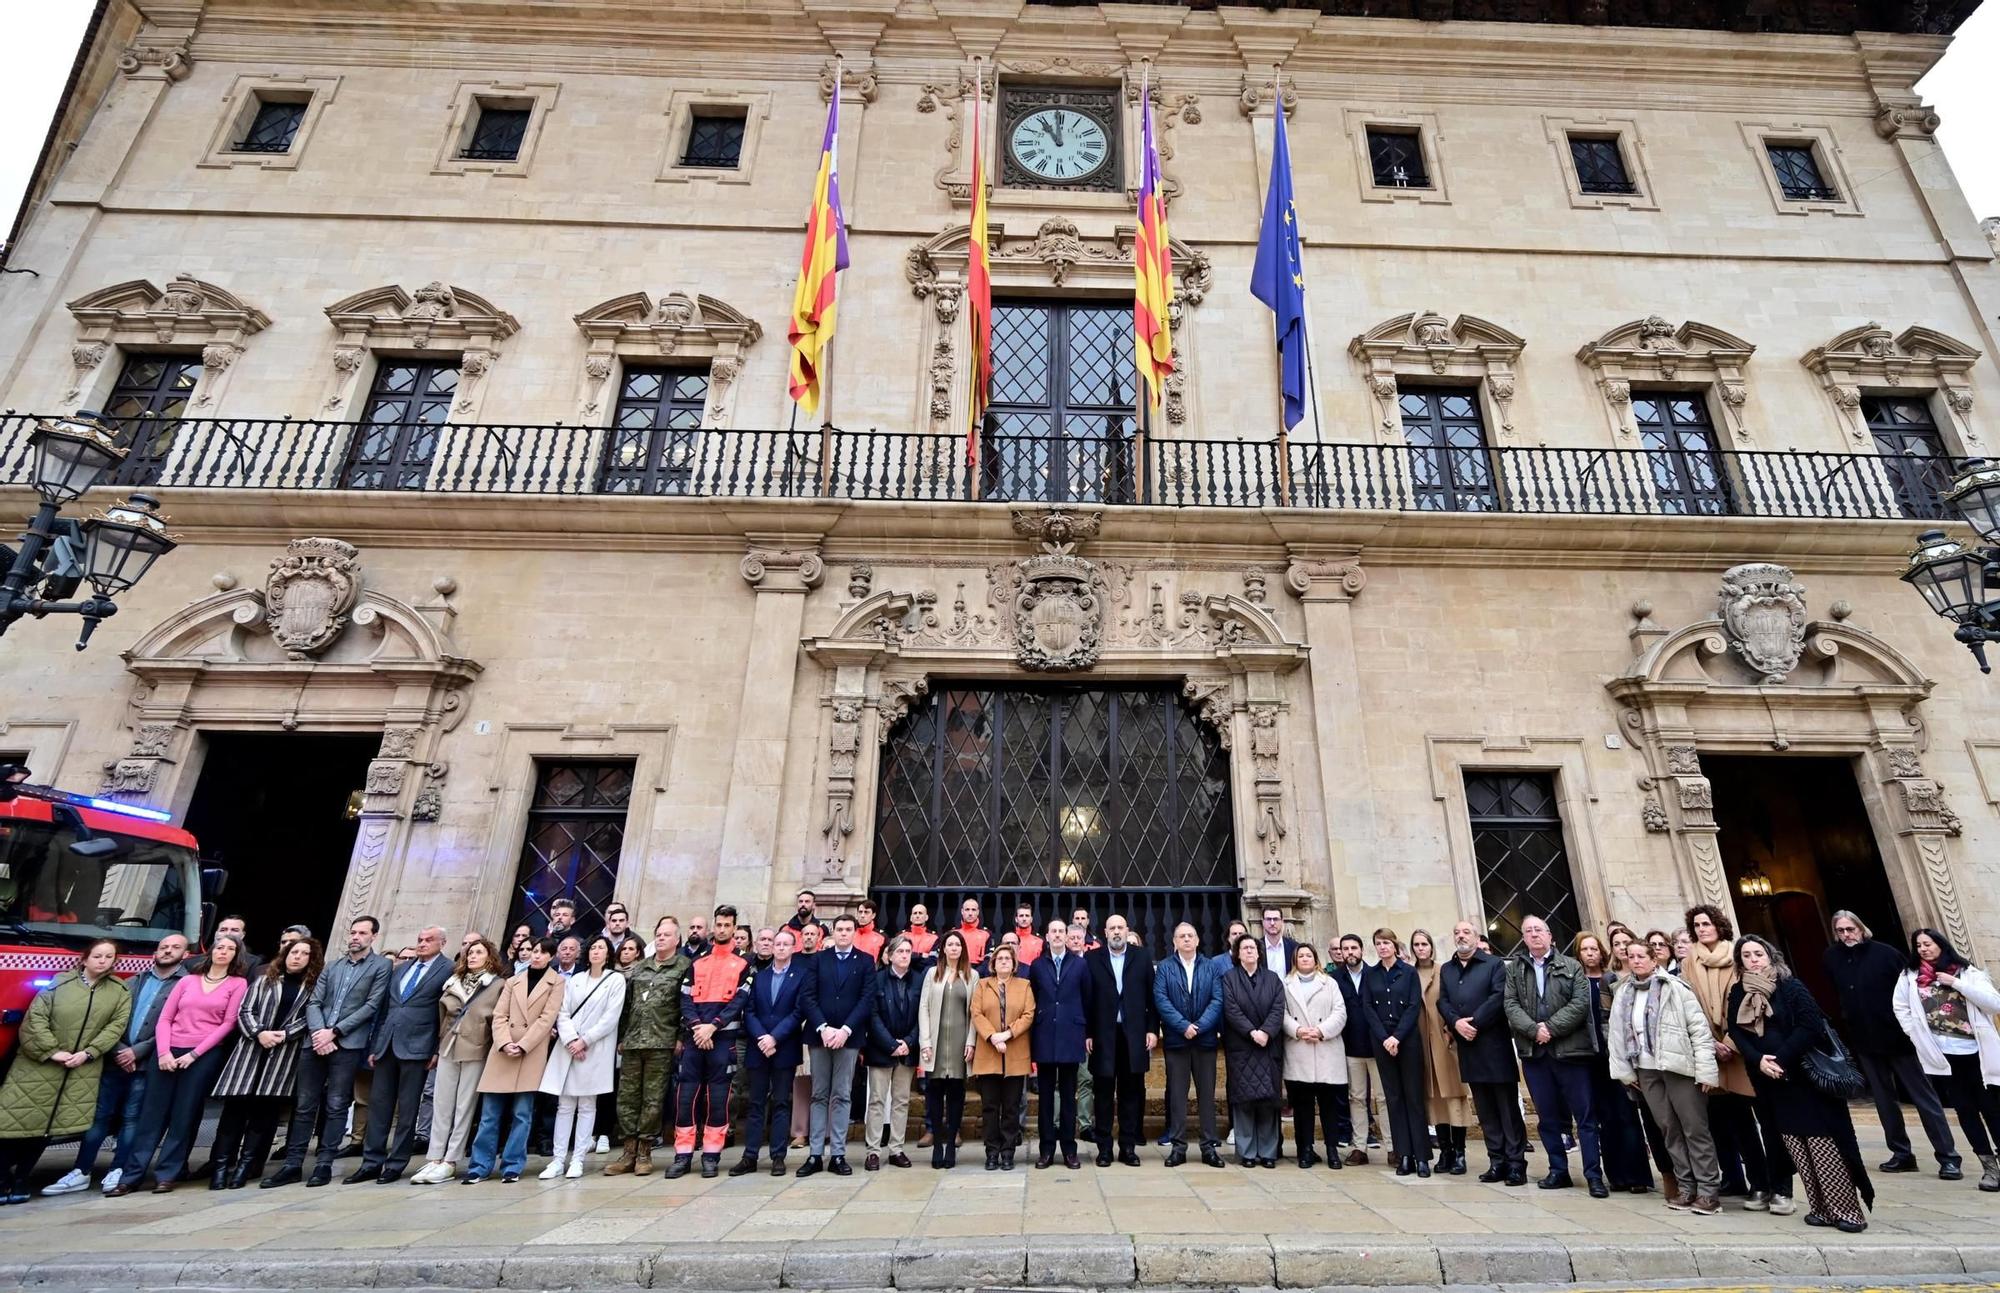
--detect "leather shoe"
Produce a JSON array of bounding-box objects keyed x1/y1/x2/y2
[
  {"x1": 1538, "y1": 1171, "x2": 1574, "y2": 1190},
  {"x1": 1396, "y1": 1156, "x2": 1414, "y2": 1176},
  {"x1": 1416, "y1": 1158, "x2": 1432, "y2": 1178},
  {"x1": 700, "y1": 1158, "x2": 719, "y2": 1179},
  {"x1": 1200, "y1": 1147, "x2": 1225, "y2": 1169},
  {"x1": 376, "y1": 1169, "x2": 402, "y2": 1185},
  {"x1": 306, "y1": 1166, "x2": 332, "y2": 1187},
  {"x1": 151, "y1": 1179, "x2": 176, "y2": 1194},
  {"x1": 1000, "y1": 1151, "x2": 1015, "y2": 1170},
  {"x1": 728, "y1": 1158, "x2": 759, "y2": 1177},
  {"x1": 794, "y1": 1157, "x2": 822, "y2": 1179},
  {"x1": 343, "y1": 1165, "x2": 381, "y2": 1185},
  {"x1": 770, "y1": 1160, "x2": 788, "y2": 1178},
  {"x1": 865, "y1": 1153, "x2": 880, "y2": 1172},
  {"x1": 1119, "y1": 1149, "x2": 1142, "y2": 1167},
  {"x1": 1345, "y1": 1148, "x2": 1368, "y2": 1166},
  {"x1": 105, "y1": 1181, "x2": 139, "y2": 1198},
  {"x1": 1096, "y1": 1150, "x2": 1114, "y2": 1167},
  {"x1": 830, "y1": 1157, "x2": 852, "y2": 1176},
  {"x1": 261, "y1": 1165, "x2": 301, "y2": 1189},
  {"x1": 664, "y1": 1157, "x2": 693, "y2": 1180},
  {"x1": 1036, "y1": 1152, "x2": 1055, "y2": 1169},
  {"x1": 1587, "y1": 1175, "x2": 1609, "y2": 1199},
  {"x1": 887, "y1": 1153, "x2": 912, "y2": 1169},
  {"x1": 1940, "y1": 1159, "x2": 1964, "y2": 1181},
  {"x1": 1505, "y1": 1168, "x2": 1528, "y2": 1187},
  {"x1": 986, "y1": 1152, "x2": 1000, "y2": 1172},
  {"x1": 1878, "y1": 1154, "x2": 1918, "y2": 1173},
  {"x1": 1164, "y1": 1146, "x2": 1187, "y2": 1167},
  {"x1": 1063, "y1": 1153, "x2": 1081, "y2": 1170},
  {"x1": 1478, "y1": 1166, "x2": 1507, "y2": 1183}
]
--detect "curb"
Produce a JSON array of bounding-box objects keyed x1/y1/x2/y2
[{"x1": 16, "y1": 1237, "x2": 2000, "y2": 1289}]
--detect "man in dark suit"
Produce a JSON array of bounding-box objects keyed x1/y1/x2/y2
[
  {"x1": 1438, "y1": 918, "x2": 1526, "y2": 1183},
  {"x1": 352, "y1": 923, "x2": 454, "y2": 1184},
  {"x1": 1029, "y1": 918, "x2": 1091, "y2": 1169},
  {"x1": 1086, "y1": 915, "x2": 1156, "y2": 1166},
  {"x1": 1256, "y1": 908, "x2": 1300, "y2": 981},
  {"x1": 1333, "y1": 933, "x2": 1377, "y2": 1163},
  {"x1": 799, "y1": 914, "x2": 875, "y2": 1177},
  {"x1": 734, "y1": 925, "x2": 807, "y2": 1178}
]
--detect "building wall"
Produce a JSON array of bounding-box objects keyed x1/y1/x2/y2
[{"x1": 0, "y1": 0, "x2": 1995, "y2": 954}]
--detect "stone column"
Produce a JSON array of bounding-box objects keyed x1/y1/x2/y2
[
  {"x1": 1283, "y1": 552, "x2": 1369, "y2": 935},
  {"x1": 714, "y1": 538, "x2": 824, "y2": 911}
]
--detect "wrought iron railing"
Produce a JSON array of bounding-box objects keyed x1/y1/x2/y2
[{"x1": 0, "y1": 412, "x2": 1963, "y2": 522}]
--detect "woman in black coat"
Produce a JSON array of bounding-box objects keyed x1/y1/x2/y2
[
  {"x1": 1727, "y1": 935, "x2": 1873, "y2": 1232},
  {"x1": 1222, "y1": 935, "x2": 1285, "y2": 1168},
  {"x1": 1362, "y1": 928, "x2": 1430, "y2": 1177}
]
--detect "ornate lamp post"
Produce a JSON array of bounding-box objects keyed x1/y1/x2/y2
[
  {"x1": 0, "y1": 413, "x2": 179, "y2": 650},
  {"x1": 1902, "y1": 458, "x2": 2000, "y2": 673}
]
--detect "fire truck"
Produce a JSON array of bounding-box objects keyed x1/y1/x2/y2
[{"x1": 0, "y1": 777, "x2": 212, "y2": 1058}]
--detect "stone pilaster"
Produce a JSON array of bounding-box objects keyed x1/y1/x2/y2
[{"x1": 1284, "y1": 551, "x2": 1369, "y2": 935}]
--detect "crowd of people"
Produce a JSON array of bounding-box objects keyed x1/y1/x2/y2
[{"x1": 0, "y1": 889, "x2": 1995, "y2": 1238}]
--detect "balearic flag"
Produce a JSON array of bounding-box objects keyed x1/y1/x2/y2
[
  {"x1": 966, "y1": 71, "x2": 993, "y2": 464},
  {"x1": 1131, "y1": 70, "x2": 1175, "y2": 410},
  {"x1": 787, "y1": 85, "x2": 851, "y2": 416},
  {"x1": 1249, "y1": 93, "x2": 1307, "y2": 430}
]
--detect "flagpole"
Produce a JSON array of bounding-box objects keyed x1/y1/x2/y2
[
  {"x1": 819, "y1": 53, "x2": 844, "y2": 446},
  {"x1": 1271, "y1": 65, "x2": 1325, "y2": 454}
]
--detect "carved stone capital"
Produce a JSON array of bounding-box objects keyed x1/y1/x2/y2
[
  {"x1": 1283, "y1": 558, "x2": 1366, "y2": 603},
  {"x1": 741, "y1": 544, "x2": 826, "y2": 593}
]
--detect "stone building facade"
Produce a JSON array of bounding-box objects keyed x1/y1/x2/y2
[{"x1": 0, "y1": 0, "x2": 1995, "y2": 965}]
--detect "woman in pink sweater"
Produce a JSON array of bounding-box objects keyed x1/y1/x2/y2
[{"x1": 113, "y1": 934, "x2": 249, "y2": 1194}]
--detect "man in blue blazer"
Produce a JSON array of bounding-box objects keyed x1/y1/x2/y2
[
  {"x1": 1154, "y1": 921, "x2": 1226, "y2": 1167},
  {"x1": 733, "y1": 926, "x2": 806, "y2": 1178},
  {"x1": 357, "y1": 924, "x2": 454, "y2": 1184},
  {"x1": 798, "y1": 914, "x2": 875, "y2": 1177},
  {"x1": 1028, "y1": 918, "x2": 1092, "y2": 1169}
]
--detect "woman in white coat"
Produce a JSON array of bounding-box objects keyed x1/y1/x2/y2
[
  {"x1": 1891, "y1": 928, "x2": 2000, "y2": 1193},
  {"x1": 539, "y1": 935, "x2": 627, "y2": 1179},
  {"x1": 1281, "y1": 943, "x2": 1347, "y2": 1170}
]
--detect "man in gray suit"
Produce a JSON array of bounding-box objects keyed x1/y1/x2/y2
[
  {"x1": 264, "y1": 915, "x2": 392, "y2": 1189},
  {"x1": 351, "y1": 924, "x2": 452, "y2": 1184}
]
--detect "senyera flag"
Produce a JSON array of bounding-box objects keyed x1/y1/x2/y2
[
  {"x1": 966, "y1": 70, "x2": 993, "y2": 465},
  {"x1": 788, "y1": 86, "x2": 850, "y2": 417},
  {"x1": 1132, "y1": 69, "x2": 1175, "y2": 411}
]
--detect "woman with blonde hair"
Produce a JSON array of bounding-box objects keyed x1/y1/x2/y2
[
  {"x1": 1577, "y1": 931, "x2": 1655, "y2": 1193},
  {"x1": 1281, "y1": 942, "x2": 1346, "y2": 1169},
  {"x1": 918, "y1": 929, "x2": 977, "y2": 1169},
  {"x1": 1410, "y1": 929, "x2": 1473, "y2": 1174}
]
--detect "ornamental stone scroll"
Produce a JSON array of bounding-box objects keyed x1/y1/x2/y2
[
  {"x1": 64, "y1": 275, "x2": 270, "y2": 416},
  {"x1": 1578, "y1": 316, "x2": 1757, "y2": 445},
  {"x1": 572, "y1": 292, "x2": 763, "y2": 427},
  {"x1": 1802, "y1": 323, "x2": 1982, "y2": 451},
  {"x1": 1351, "y1": 311, "x2": 1526, "y2": 444},
  {"x1": 319, "y1": 282, "x2": 519, "y2": 424}
]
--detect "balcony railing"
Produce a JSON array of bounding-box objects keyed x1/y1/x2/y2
[{"x1": 0, "y1": 412, "x2": 1962, "y2": 522}]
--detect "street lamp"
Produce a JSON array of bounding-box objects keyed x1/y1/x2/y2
[{"x1": 0, "y1": 413, "x2": 179, "y2": 651}]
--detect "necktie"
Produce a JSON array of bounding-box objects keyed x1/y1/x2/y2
[{"x1": 402, "y1": 960, "x2": 423, "y2": 1001}]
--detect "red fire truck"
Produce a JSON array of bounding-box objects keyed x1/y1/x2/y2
[{"x1": 0, "y1": 779, "x2": 210, "y2": 1057}]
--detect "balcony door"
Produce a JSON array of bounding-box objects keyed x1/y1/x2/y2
[
  {"x1": 982, "y1": 301, "x2": 1136, "y2": 503},
  {"x1": 1863, "y1": 396, "x2": 1953, "y2": 519},
  {"x1": 599, "y1": 365, "x2": 707, "y2": 495},
  {"x1": 1633, "y1": 392, "x2": 1732, "y2": 515},
  {"x1": 103, "y1": 353, "x2": 201, "y2": 486},
  {"x1": 1400, "y1": 386, "x2": 1497, "y2": 512},
  {"x1": 341, "y1": 360, "x2": 457, "y2": 490}
]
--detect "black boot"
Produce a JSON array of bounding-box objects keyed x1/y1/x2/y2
[
  {"x1": 986, "y1": 1150, "x2": 1000, "y2": 1172},
  {"x1": 944, "y1": 1142, "x2": 957, "y2": 1169},
  {"x1": 932, "y1": 1143, "x2": 945, "y2": 1169}
]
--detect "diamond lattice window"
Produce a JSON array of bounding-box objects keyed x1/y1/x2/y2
[
  {"x1": 236, "y1": 99, "x2": 306, "y2": 154},
  {"x1": 1399, "y1": 386, "x2": 1496, "y2": 512},
  {"x1": 509, "y1": 760, "x2": 634, "y2": 937},
  {"x1": 600, "y1": 366, "x2": 708, "y2": 495},
  {"x1": 983, "y1": 301, "x2": 1136, "y2": 503},
  {"x1": 102, "y1": 354, "x2": 200, "y2": 487},
  {"x1": 1766, "y1": 143, "x2": 1837, "y2": 201},
  {"x1": 1632, "y1": 393, "x2": 1732, "y2": 516},
  {"x1": 1568, "y1": 135, "x2": 1635, "y2": 195},
  {"x1": 1367, "y1": 128, "x2": 1430, "y2": 188},
  {"x1": 1467, "y1": 771, "x2": 1581, "y2": 954},
  {"x1": 1863, "y1": 396, "x2": 1954, "y2": 520}
]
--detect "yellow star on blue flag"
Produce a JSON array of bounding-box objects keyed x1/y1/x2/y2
[{"x1": 1250, "y1": 104, "x2": 1307, "y2": 429}]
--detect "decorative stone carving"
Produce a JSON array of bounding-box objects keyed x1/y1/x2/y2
[
  {"x1": 1238, "y1": 73, "x2": 1299, "y2": 117},
  {"x1": 118, "y1": 40, "x2": 193, "y2": 81},
  {"x1": 1241, "y1": 568, "x2": 1270, "y2": 606},
  {"x1": 924, "y1": 67, "x2": 994, "y2": 201},
  {"x1": 1005, "y1": 509, "x2": 1105, "y2": 672},
  {"x1": 365, "y1": 760, "x2": 406, "y2": 797},
  {"x1": 572, "y1": 291, "x2": 760, "y2": 427},
  {"x1": 880, "y1": 676, "x2": 930, "y2": 732},
  {"x1": 847, "y1": 566, "x2": 874, "y2": 600},
  {"x1": 100, "y1": 759, "x2": 157, "y2": 796},
  {"x1": 740, "y1": 545, "x2": 825, "y2": 592},
  {"x1": 332, "y1": 346, "x2": 365, "y2": 373},
  {"x1": 379, "y1": 727, "x2": 420, "y2": 761},
  {"x1": 410, "y1": 763, "x2": 446, "y2": 822},
  {"x1": 1874, "y1": 101, "x2": 1942, "y2": 138},
  {"x1": 264, "y1": 537, "x2": 363, "y2": 660},
  {"x1": 66, "y1": 276, "x2": 269, "y2": 405},
  {"x1": 1579, "y1": 317, "x2": 1756, "y2": 444},
  {"x1": 1283, "y1": 558, "x2": 1367, "y2": 602},
  {"x1": 820, "y1": 696, "x2": 865, "y2": 879},
  {"x1": 1717, "y1": 562, "x2": 1808, "y2": 684},
  {"x1": 819, "y1": 59, "x2": 878, "y2": 104},
  {"x1": 1665, "y1": 744, "x2": 1702, "y2": 775},
  {"x1": 131, "y1": 723, "x2": 177, "y2": 759},
  {"x1": 1353, "y1": 312, "x2": 1526, "y2": 443},
  {"x1": 1676, "y1": 776, "x2": 1714, "y2": 827},
  {"x1": 1642, "y1": 795, "x2": 1670, "y2": 832},
  {"x1": 322, "y1": 282, "x2": 517, "y2": 416},
  {"x1": 1884, "y1": 747, "x2": 1923, "y2": 779},
  {"x1": 1803, "y1": 323, "x2": 1982, "y2": 448}
]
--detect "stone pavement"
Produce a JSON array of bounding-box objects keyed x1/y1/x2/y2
[{"x1": 4, "y1": 1114, "x2": 1997, "y2": 1289}]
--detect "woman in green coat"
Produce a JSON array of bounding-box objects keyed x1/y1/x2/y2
[{"x1": 0, "y1": 939, "x2": 131, "y2": 1203}]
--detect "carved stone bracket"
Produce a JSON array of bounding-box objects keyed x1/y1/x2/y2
[
  {"x1": 741, "y1": 543, "x2": 826, "y2": 594},
  {"x1": 819, "y1": 59, "x2": 878, "y2": 104},
  {"x1": 1579, "y1": 316, "x2": 1757, "y2": 445},
  {"x1": 1283, "y1": 558, "x2": 1367, "y2": 603},
  {"x1": 1239, "y1": 73, "x2": 1299, "y2": 118},
  {"x1": 1352, "y1": 312, "x2": 1527, "y2": 443},
  {"x1": 65, "y1": 275, "x2": 269, "y2": 411},
  {"x1": 321, "y1": 282, "x2": 519, "y2": 420},
  {"x1": 572, "y1": 292, "x2": 762, "y2": 426},
  {"x1": 1802, "y1": 322, "x2": 1982, "y2": 450},
  {"x1": 118, "y1": 39, "x2": 193, "y2": 82}
]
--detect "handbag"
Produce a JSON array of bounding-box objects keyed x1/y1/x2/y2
[{"x1": 1796, "y1": 1022, "x2": 1867, "y2": 1099}]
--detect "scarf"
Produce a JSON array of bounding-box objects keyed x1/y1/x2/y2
[
  {"x1": 1683, "y1": 939, "x2": 1737, "y2": 1030},
  {"x1": 1735, "y1": 968, "x2": 1777, "y2": 1036},
  {"x1": 1916, "y1": 956, "x2": 1954, "y2": 988},
  {"x1": 1616, "y1": 973, "x2": 1667, "y2": 1066}
]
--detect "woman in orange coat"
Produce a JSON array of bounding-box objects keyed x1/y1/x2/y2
[{"x1": 971, "y1": 944, "x2": 1036, "y2": 1172}]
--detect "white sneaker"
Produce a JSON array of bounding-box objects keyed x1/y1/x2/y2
[
  {"x1": 538, "y1": 1156, "x2": 567, "y2": 1181},
  {"x1": 433, "y1": 1161, "x2": 456, "y2": 1183},
  {"x1": 99, "y1": 1168, "x2": 123, "y2": 1194},
  {"x1": 565, "y1": 1157, "x2": 584, "y2": 1179},
  {"x1": 593, "y1": 1134, "x2": 609, "y2": 1155},
  {"x1": 42, "y1": 1169, "x2": 90, "y2": 1196},
  {"x1": 1767, "y1": 1193, "x2": 1797, "y2": 1216},
  {"x1": 409, "y1": 1162, "x2": 443, "y2": 1185}
]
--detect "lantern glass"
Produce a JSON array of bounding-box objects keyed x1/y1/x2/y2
[
  {"x1": 81, "y1": 494, "x2": 176, "y2": 595},
  {"x1": 1902, "y1": 529, "x2": 1983, "y2": 622},
  {"x1": 28, "y1": 414, "x2": 125, "y2": 503},
  {"x1": 1945, "y1": 459, "x2": 2000, "y2": 547}
]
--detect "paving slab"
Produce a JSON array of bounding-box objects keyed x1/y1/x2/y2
[{"x1": 1268, "y1": 1234, "x2": 1442, "y2": 1287}]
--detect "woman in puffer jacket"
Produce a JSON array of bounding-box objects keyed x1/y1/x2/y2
[{"x1": 1891, "y1": 928, "x2": 2000, "y2": 1193}]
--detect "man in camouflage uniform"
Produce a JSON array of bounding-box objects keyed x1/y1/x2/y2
[{"x1": 606, "y1": 915, "x2": 691, "y2": 1176}]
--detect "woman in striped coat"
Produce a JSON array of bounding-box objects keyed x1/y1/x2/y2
[{"x1": 208, "y1": 936, "x2": 322, "y2": 1189}]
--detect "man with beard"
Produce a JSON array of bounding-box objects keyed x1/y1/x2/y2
[
  {"x1": 52, "y1": 933, "x2": 187, "y2": 1195},
  {"x1": 1438, "y1": 919, "x2": 1526, "y2": 1184},
  {"x1": 1086, "y1": 915, "x2": 1155, "y2": 1165},
  {"x1": 265, "y1": 916, "x2": 391, "y2": 1188},
  {"x1": 605, "y1": 917, "x2": 690, "y2": 1177}
]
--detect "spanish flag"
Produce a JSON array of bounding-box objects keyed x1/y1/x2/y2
[
  {"x1": 966, "y1": 71, "x2": 993, "y2": 465},
  {"x1": 788, "y1": 86, "x2": 850, "y2": 417},
  {"x1": 1132, "y1": 69, "x2": 1175, "y2": 410}
]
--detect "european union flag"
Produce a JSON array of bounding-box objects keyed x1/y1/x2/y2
[{"x1": 1249, "y1": 100, "x2": 1307, "y2": 430}]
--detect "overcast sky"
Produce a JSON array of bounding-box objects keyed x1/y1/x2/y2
[{"x1": 1, "y1": 0, "x2": 1995, "y2": 237}]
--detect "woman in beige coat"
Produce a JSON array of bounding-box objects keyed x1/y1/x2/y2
[
  {"x1": 464, "y1": 937, "x2": 562, "y2": 1183},
  {"x1": 1412, "y1": 929, "x2": 1475, "y2": 1174},
  {"x1": 411, "y1": 937, "x2": 503, "y2": 1183},
  {"x1": 1281, "y1": 944, "x2": 1346, "y2": 1169},
  {"x1": 970, "y1": 945, "x2": 1035, "y2": 1171}
]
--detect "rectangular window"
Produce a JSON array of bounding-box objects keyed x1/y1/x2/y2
[
  {"x1": 1568, "y1": 135, "x2": 1636, "y2": 195},
  {"x1": 1399, "y1": 386, "x2": 1496, "y2": 512},
  {"x1": 1632, "y1": 393, "x2": 1733, "y2": 516},
  {"x1": 599, "y1": 365, "x2": 708, "y2": 494},
  {"x1": 462, "y1": 104, "x2": 531, "y2": 161},
  {"x1": 1863, "y1": 396, "x2": 1954, "y2": 519},
  {"x1": 103, "y1": 354, "x2": 201, "y2": 486},
  {"x1": 1367, "y1": 128, "x2": 1429, "y2": 188},
  {"x1": 681, "y1": 111, "x2": 746, "y2": 168},
  {"x1": 235, "y1": 98, "x2": 307, "y2": 154},
  {"x1": 509, "y1": 760, "x2": 633, "y2": 938},
  {"x1": 983, "y1": 300, "x2": 1137, "y2": 504},
  {"x1": 1766, "y1": 142, "x2": 1837, "y2": 201},
  {"x1": 341, "y1": 359, "x2": 456, "y2": 490},
  {"x1": 1466, "y1": 771, "x2": 1581, "y2": 954}
]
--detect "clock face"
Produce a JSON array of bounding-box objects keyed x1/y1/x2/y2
[{"x1": 1009, "y1": 108, "x2": 1110, "y2": 184}]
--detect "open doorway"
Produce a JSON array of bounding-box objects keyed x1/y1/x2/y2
[
  {"x1": 1706, "y1": 754, "x2": 1906, "y2": 1016},
  {"x1": 181, "y1": 731, "x2": 380, "y2": 959}
]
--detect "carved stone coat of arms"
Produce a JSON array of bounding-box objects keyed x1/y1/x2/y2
[
  {"x1": 1006, "y1": 509, "x2": 1105, "y2": 671},
  {"x1": 1717, "y1": 561, "x2": 1807, "y2": 683},
  {"x1": 265, "y1": 537, "x2": 362, "y2": 659}
]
